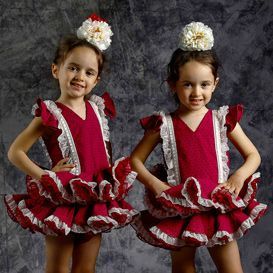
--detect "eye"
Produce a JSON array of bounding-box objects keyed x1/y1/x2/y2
[
  {"x1": 183, "y1": 82, "x2": 192, "y2": 88},
  {"x1": 86, "y1": 70, "x2": 96, "y2": 77},
  {"x1": 201, "y1": 82, "x2": 211, "y2": 88},
  {"x1": 68, "y1": 66, "x2": 79, "y2": 72}
]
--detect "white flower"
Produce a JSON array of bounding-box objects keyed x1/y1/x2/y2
[
  {"x1": 179, "y1": 22, "x2": 214, "y2": 51},
  {"x1": 77, "y1": 18, "x2": 113, "y2": 51}
]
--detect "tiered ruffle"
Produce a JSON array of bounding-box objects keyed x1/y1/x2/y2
[
  {"x1": 133, "y1": 169, "x2": 267, "y2": 249},
  {"x1": 5, "y1": 157, "x2": 138, "y2": 236}
]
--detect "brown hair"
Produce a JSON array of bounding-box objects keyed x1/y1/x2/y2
[
  {"x1": 167, "y1": 49, "x2": 219, "y2": 85},
  {"x1": 53, "y1": 34, "x2": 105, "y2": 78}
]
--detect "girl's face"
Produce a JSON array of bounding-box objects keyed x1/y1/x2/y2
[
  {"x1": 52, "y1": 46, "x2": 99, "y2": 100},
  {"x1": 173, "y1": 60, "x2": 219, "y2": 112}
]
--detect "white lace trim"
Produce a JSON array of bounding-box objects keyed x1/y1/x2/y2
[
  {"x1": 44, "y1": 170, "x2": 75, "y2": 203},
  {"x1": 181, "y1": 177, "x2": 216, "y2": 210},
  {"x1": 125, "y1": 171, "x2": 137, "y2": 190},
  {"x1": 87, "y1": 215, "x2": 118, "y2": 232},
  {"x1": 44, "y1": 215, "x2": 71, "y2": 235},
  {"x1": 71, "y1": 224, "x2": 95, "y2": 234},
  {"x1": 89, "y1": 95, "x2": 111, "y2": 162},
  {"x1": 157, "y1": 107, "x2": 230, "y2": 187},
  {"x1": 109, "y1": 207, "x2": 139, "y2": 223},
  {"x1": 144, "y1": 193, "x2": 180, "y2": 219},
  {"x1": 112, "y1": 157, "x2": 124, "y2": 197},
  {"x1": 150, "y1": 226, "x2": 186, "y2": 247},
  {"x1": 132, "y1": 216, "x2": 166, "y2": 246},
  {"x1": 158, "y1": 177, "x2": 245, "y2": 214},
  {"x1": 99, "y1": 180, "x2": 115, "y2": 200},
  {"x1": 27, "y1": 177, "x2": 59, "y2": 205},
  {"x1": 207, "y1": 203, "x2": 267, "y2": 247},
  {"x1": 32, "y1": 100, "x2": 81, "y2": 175},
  {"x1": 69, "y1": 178, "x2": 97, "y2": 204},
  {"x1": 212, "y1": 106, "x2": 229, "y2": 183},
  {"x1": 182, "y1": 230, "x2": 208, "y2": 242},
  {"x1": 154, "y1": 112, "x2": 180, "y2": 186},
  {"x1": 243, "y1": 172, "x2": 260, "y2": 204},
  {"x1": 134, "y1": 201, "x2": 267, "y2": 248},
  {"x1": 111, "y1": 157, "x2": 137, "y2": 199},
  {"x1": 16, "y1": 199, "x2": 56, "y2": 236}
]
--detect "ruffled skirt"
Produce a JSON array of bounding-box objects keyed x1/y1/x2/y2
[
  {"x1": 5, "y1": 157, "x2": 139, "y2": 237},
  {"x1": 132, "y1": 170, "x2": 267, "y2": 250}
]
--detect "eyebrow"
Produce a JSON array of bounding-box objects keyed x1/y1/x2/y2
[
  {"x1": 180, "y1": 80, "x2": 213, "y2": 83},
  {"x1": 68, "y1": 62, "x2": 98, "y2": 72}
]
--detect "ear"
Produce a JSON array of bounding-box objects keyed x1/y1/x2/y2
[
  {"x1": 51, "y1": 63, "x2": 59, "y2": 79},
  {"x1": 212, "y1": 77, "x2": 219, "y2": 92},
  {"x1": 90, "y1": 76, "x2": 99, "y2": 89}
]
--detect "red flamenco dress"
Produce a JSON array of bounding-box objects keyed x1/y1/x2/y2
[
  {"x1": 4, "y1": 93, "x2": 138, "y2": 237},
  {"x1": 132, "y1": 105, "x2": 267, "y2": 249}
]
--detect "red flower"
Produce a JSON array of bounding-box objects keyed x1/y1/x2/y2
[{"x1": 88, "y1": 13, "x2": 107, "y2": 23}]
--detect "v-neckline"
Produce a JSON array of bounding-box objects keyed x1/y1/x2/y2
[
  {"x1": 174, "y1": 110, "x2": 211, "y2": 133},
  {"x1": 55, "y1": 100, "x2": 88, "y2": 121}
]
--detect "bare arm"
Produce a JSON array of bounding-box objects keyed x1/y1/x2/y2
[
  {"x1": 221, "y1": 123, "x2": 261, "y2": 196},
  {"x1": 131, "y1": 131, "x2": 171, "y2": 196},
  {"x1": 8, "y1": 117, "x2": 48, "y2": 180}
]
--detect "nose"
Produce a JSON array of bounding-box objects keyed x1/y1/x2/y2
[
  {"x1": 75, "y1": 70, "x2": 85, "y2": 81},
  {"x1": 191, "y1": 85, "x2": 201, "y2": 96}
]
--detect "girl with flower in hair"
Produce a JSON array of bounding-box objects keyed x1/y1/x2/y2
[
  {"x1": 131, "y1": 22, "x2": 267, "y2": 273},
  {"x1": 4, "y1": 14, "x2": 138, "y2": 273}
]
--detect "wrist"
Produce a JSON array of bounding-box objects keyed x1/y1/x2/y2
[{"x1": 232, "y1": 170, "x2": 248, "y2": 181}]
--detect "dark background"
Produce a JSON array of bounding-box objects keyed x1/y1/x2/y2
[{"x1": 0, "y1": 0, "x2": 273, "y2": 272}]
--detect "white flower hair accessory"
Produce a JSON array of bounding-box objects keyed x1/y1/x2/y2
[
  {"x1": 77, "y1": 14, "x2": 113, "y2": 51},
  {"x1": 179, "y1": 22, "x2": 214, "y2": 51}
]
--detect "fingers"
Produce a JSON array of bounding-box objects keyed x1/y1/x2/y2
[
  {"x1": 220, "y1": 183, "x2": 240, "y2": 197},
  {"x1": 57, "y1": 157, "x2": 70, "y2": 165},
  {"x1": 51, "y1": 158, "x2": 75, "y2": 172}
]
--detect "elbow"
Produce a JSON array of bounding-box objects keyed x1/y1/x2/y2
[
  {"x1": 7, "y1": 145, "x2": 15, "y2": 164},
  {"x1": 256, "y1": 152, "x2": 261, "y2": 167},
  {"x1": 247, "y1": 150, "x2": 261, "y2": 168},
  {"x1": 7, "y1": 144, "x2": 19, "y2": 164}
]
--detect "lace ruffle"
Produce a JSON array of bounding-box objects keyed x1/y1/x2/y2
[
  {"x1": 156, "y1": 174, "x2": 259, "y2": 215},
  {"x1": 213, "y1": 106, "x2": 230, "y2": 183},
  {"x1": 132, "y1": 200, "x2": 267, "y2": 249}
]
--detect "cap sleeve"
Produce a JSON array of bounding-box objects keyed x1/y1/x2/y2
[
  {"x1": 32, "y1": 98, "x2": 59, "y2": 129},
  {"x1": 225, "y1": 104, "x2": 243, "y2": 133},
  {"x1": 140, "y1": 114, "x2": 162, "y2": 133},
  {"x1": 101, "y1": 92, "x2": 116, "y2": 119}
]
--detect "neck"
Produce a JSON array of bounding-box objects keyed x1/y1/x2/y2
[
  {"x1": 176, "y1": 105, "x2": 208, "y2": 117},
  {"x1": 56, "y1": 96, "x2": 86, "y2": 109}
]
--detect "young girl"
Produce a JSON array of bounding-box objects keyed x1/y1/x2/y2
[
  {"x1": 4, "y1": 14, "x2": 138, "y2": 273},
  {"x1": 131, "y1": 22, "x2": 267, "y2": 273}
]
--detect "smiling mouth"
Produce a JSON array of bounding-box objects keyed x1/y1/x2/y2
[
  {"x1": 71, "y1": 82, "x2": 85, "y2": 89},
  {"x1": 190, "y1": 98, "x2": 203, "y2": 102}
]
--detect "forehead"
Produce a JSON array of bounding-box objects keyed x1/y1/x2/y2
[
  {"x1": 64, "y1": 46, "x2": 98, "y2": 69},
  {"x1": 178, "y1": 60, "x2": 214, "y2": 80}
]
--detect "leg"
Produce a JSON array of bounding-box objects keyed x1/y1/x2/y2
[
  {"x1": 170, "y1": 246, "x2": 197, "y2": 273},
  {"x1": 208, "y1": 240, "x2": 244, "y2": 273},
  {"x1": 71, "y1": 234, "x2": 102, "y2": 273},
  {"x1": 45, "y1": 235, "x2": 74, "y2": 273}
]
